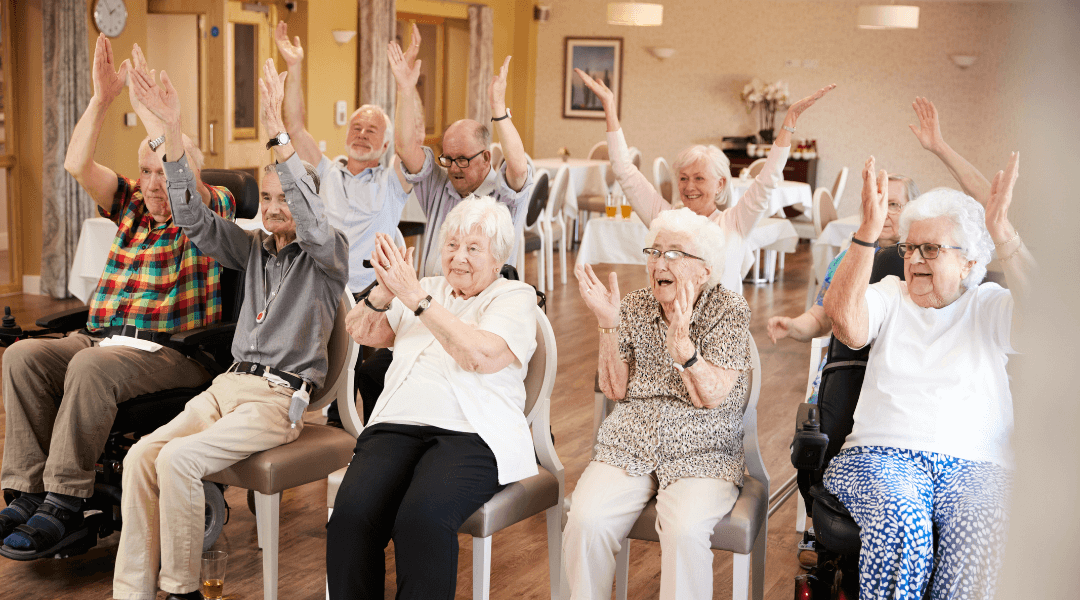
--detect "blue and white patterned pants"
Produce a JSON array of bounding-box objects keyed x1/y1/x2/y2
[{"x1": 823, "y1": 446, "x2": 1011, "y2": 600}]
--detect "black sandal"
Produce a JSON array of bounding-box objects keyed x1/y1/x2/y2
[{"x1": 0, "y1": 503, "x2": 88, "y2": 561}]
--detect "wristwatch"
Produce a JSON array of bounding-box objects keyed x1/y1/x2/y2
[
  {"x1": 414, "y1": 295, "x2": 433, "y2": 317},
  {"x1": 148, "y1": 134, "x2": 167, "y2": 152},
  {"x1": 266, "y1": 131, "x2": 291, "y2": 150},
  {"x1": 782, "y1": 125, "x2": 796, "y2": 134},
  {"x1": 491, "y1": 109, "x2": 512, "y2": 122},
  {"x1": 673, "y1": 348, "x2": 699, "y2": 372}
]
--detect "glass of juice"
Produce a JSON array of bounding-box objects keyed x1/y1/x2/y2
[
  {"x1": 201, "y1": 550, "x2": 228, "y2": 600},
  {"x1": 620, "y1": 195, "x2": 632, "y2": 219},
  {"x1": 605, "y1": 194, "x2": 618, "y2": 218}
]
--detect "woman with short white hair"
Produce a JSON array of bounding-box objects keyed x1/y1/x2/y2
[
  {"x1": 332, "y1": 196, "x2": 538, "y2": 600},
  {"x1": 823, "y1": 154, "x2": 1032, "y2": 599},
  {"x1": 566, "y1": 208, "x2": 752, "y2": 600},
  {"x1": 575, "y1": 69, "x2": 834, "y2": 292}
]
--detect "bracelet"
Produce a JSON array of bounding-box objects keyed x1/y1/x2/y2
[
  {"x1": 995, "y1": 230, "x2": 1020, "y2": 248},
  {"x1": 598, "y1": 326, "x2": 618, "y2": 334},
  {"x1": 364, "y1": 296, "x2": 391, "y2": 312},
  {"x1": 782, "y1": 125, "x2": 796, "y2": 134},
  {"x1": 998, "y1": 239, "x2": 1023, "y2": 262},
  {"x1": 850, "y1": 236, "x2": 876, "y2": 248}
]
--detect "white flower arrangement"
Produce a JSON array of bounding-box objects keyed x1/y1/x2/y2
[{"x1": 741, "y1": 78, "x2": 791, "y2": 142}]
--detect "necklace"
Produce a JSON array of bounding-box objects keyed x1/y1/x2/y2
[{"x1": 257, "y1": 252, "x2": 298, "y2": 323}]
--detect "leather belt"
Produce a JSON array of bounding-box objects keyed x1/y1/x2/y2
[{"x1": 230, "y1": 361, "x2": 305, "y2": 391}]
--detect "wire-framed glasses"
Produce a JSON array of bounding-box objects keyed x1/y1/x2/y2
[
  {"x1": 887, "y1": 201, "x2": 904, "y2": 214},
  {"x1": 437, "y1": 149, "x2": 486, "y2": 168},
  {"x1": 896, "y1": 242, "x2": 964, "y2": 260},
  {"x1": 642, "y1": 248, "x2": 705, "y2": 262}
]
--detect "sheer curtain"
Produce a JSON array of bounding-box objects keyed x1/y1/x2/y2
[
  {"x1": 467, "y1": 5, "x2": 494, "y2": 124},
  {"x1": 40, "y1": 0, "x2": 92, "y2": 298},
  {"x1": 359, "y1": 0, "x2": 396, "y2": 163}
]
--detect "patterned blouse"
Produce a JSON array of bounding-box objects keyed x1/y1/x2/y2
[{"x1": 594, "y1": 285, "x2": 752, "y2": 489}]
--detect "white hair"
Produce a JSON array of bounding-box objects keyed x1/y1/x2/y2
[
  {"x1": 645, "y1": 208, "x2": 727, "y2": 289},
  {"x1": 898, "y1": 187, "x2": 993, "y2": 289},
  {"x1": 438, "y1": 195, "x2": 515, "y2": 264},
  {"x1": 671, "y1": 145, "x2": 733, "y2": 210},
  {"x1": 350, "y1": 104, "x2": 394, "y2": 148}
]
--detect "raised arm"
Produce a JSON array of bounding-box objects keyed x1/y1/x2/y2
[
  {"x1": 64, "y1": 34, "x2": 129, "y2": 209},
  {"x1": 575, "y1": 262, "x2": 629, "y2": 400},
  {"x1": 388, "y1": 25, "x2": 426, "y2": 174},
  {"x1": 490, "y1": 56, "x2": 527, "y2": 192},
  {"x1": 985, "y1": 153, "x2": 1034, "y2": 308},
  {"x1": 824, "y1": 157, "x2": 888, "y2": 349},
  {"x1": 272, "y1": 21, "x2": 321, "y2": 166},
  {"x1": 910, "y1": 97, "x2": 992, "y2": 206},
  {"x1": 767, "y1": 305, "x2": 831, "y2": 344}
]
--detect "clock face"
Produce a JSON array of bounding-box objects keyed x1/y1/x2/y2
[{"x1": 94, "y1": 0, "x2": 128, "y2": 38}]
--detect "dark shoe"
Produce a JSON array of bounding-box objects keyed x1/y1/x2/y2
[
  {"x1": 165, "y1": 592, "x2": 204, "y2": 600},
  {"x1": 0, "y1": 503, "x2": 88, "y2": 561}
]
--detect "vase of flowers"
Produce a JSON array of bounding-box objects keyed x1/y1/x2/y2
[{"x1": 741, "y1": 78, "x2": 790, "y2": 145}]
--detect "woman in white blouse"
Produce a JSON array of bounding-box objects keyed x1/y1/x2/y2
[
  {"x1": 575, "y1": 70, "x2": 834, "y2": 292},
  {"x1": 823, "y1": 154, "x2": 1030, "y2": 599},
  {"x1": 331, "y1": 196, "x2": 537, "y2": 600}
]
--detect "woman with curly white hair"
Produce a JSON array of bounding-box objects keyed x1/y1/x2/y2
[
  {"x1": 823, "y1": 153, "x2": 1033, "y2": 599},
  {"x1": 575, "y1": 68, "x2": 834, "y2": 293},
  {"x1": 565, "y1": 208, "x2": 753, "y2": 599}
]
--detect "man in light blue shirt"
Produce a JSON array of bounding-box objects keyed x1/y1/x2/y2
[{"x1": 276, "y1": 22, "x2": 412, "y2": 292}]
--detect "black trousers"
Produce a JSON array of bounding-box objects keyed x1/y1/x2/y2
[{"x1": 326, "y1": 423, "x2": 505, "y2": 600}]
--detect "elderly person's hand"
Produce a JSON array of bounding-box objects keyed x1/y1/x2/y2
[
  {"x1": 258, "y1": 58, "x2": 288, "y2": 135},
  {"x1": 489, "y1": 56, "x2": 512, "y2": 114},
  {"x1": 575, "y1": 263, "x2": 621, "y2": 328},
  {"x1": 855, "y1": 156, "x2": 889, "y2": 244},
  {"x1": 909, "y1": 97, "x2": 946, "y2": 155},
  {"x1": 574, "y1": 68, "x2": 616, "y2": 111},
  {"x1": 274, "y1": 21, "x2": 305, "y2": 68},
  {"x1": 985, "y1": 152, "x2": 1019, "y2": 245},
  {"x1": 781, "y1": 83, "x2": 836, "y2": 131},
  {"x1": 126, "y1": 44, "x2": 162, "y2": 132},
  {"x1": 370, "y1": 232, "x2": 422, "y2": 308},
  {"x1": 92, "y1": 33, "x2": 129, "y2": 104},
  {"x1": 387, "y1": 26, "x2": 422, "y2": 90},
  {"x1": 767, "y1": 316, "x2": 794, "y2": 344}
]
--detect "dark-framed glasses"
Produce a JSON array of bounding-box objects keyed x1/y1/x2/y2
[
  {"x1": 437, "y1": 149, "x2": 486, "y2": 168},
  {"x1": 896, "y1": 242, "x2": 964, "y2": 260},
  {"x1": 642, "y1": 248, "x2": 705, "y2": 262}
]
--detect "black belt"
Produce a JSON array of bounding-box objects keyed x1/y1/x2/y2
[
  {"x1": 101, "y1": 325, "x2": 182, "y2": 350},
  {"x1": 230, "y1": 361, "x2": 306, "y2": 391}
]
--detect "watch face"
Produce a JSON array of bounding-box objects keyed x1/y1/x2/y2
[{"x1": 94, "y1": 0, "x2": 128, "y2": 38}]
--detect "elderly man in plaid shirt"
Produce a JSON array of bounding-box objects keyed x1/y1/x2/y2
[{"x1": 0, "y1": 36, "x2": 234, "y2": 560}]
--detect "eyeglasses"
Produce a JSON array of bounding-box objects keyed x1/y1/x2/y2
[
  {"x1": 896, "y1": 242, "x2": 964, "y2": 260},
  {"x1": 642, "y1": 248, "x2": 705, "y2": 262},
  {"x1": 437, "y1": 149, "x2": 486, "y2": 168},
  {"x1": 887, "y1": 202, "x2": 904, "y2": 214}
]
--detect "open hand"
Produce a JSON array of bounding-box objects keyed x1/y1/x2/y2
[
  {"x1": 575, "y1": 263, "x2": 620, "y2": 328},
  {"x1": 370, "y1": 232, "x2": 420, "y2": 307},
  {"x1": 274, "y1": 21, "x2": 305, "y2": 67},
  {"x1": 489, "y1": 56, "x2": 512, "y2": 112},
  {"x1": 257, "y1": 58, "x2": 287, "y2": 134},
  {"x1": 858, "y1": 156, "x2": 889, "y2": 242},
  {"x1": 909, "y1": 97, "x2": 945, "y2": 154},
  {"x1": 387, "y1": 27, "x2": 422, "y2": 89},
  {"x1": 986, "y1": 152, "x2": 1019, "y2": 244},
  {"x1": 783, "y1": 83, "x2": 836, "y2": 128},
  {"x1": 573, "y1": 68, "x2": 616, "y2": 110},
  {"x1": 93, "y1": 33, "x2": 129, "y2": 103},
  {"x1": 126, "y1": 44, "x2": 162, "y2": 131},
  {"x1": 665, "y1": 277, "x2": 696, "y2": 362},
  {"x1": 129, "y1": 66, "x2": 181, "y2": 129}
]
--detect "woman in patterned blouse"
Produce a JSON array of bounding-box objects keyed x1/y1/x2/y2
[{"x1": 563, "y1": 208, "x2": 753, "y2": 600}]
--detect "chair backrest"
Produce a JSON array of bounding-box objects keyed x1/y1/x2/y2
[
  {"x1": 308, "y1": 292, "x2": 359, "y2": 415},
  {"x1": 830, "y1": 167, "x2": 849, "y2": 211},
  {"x1": 812, "y1": 187, "x2": 837, "y2": 237},
  {"x1": 743, "y1": 335, "x2": 769, "y2": 487},
  {"x1": 745, "y1": 157, "x2": 768, "y2": 179},
  {"x1": 523, "y1": 305, "x2": 557, "y2": 421},
  {"x1": 548, "y1": 164, "x2": 571, "y2": 218},
  {"x1": 202, "y1": 168, "x2": 260, "y2": 219},
  {"x1": 489, "y1": 142, "x2": 504, "y2": 172},
  {"x1": 628, "y1": 146, "x2": 642, "y2": 170},
  {"x1": 525, "y1": 170, "x2": 550, "y2": 228},
  {"x1": 587, "y1": 140, "x2": 609, "y2": 161},
  {"x1": 653, "y1": 156, "x2": 674, "y2": 203}
]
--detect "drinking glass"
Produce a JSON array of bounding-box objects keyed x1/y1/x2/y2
[
  {"x1": 619, "y1": 195, "x2": 632, "y2": 219},
  {"x1": 605, "y1": 194, "x2": 618, "y2": 218},
  {"x1": 201, "y1": 550, "x2": 228, "y2": 600}
]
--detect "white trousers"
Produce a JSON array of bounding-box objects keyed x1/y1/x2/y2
[
  {"x1": 112, "y1": 373, "x2": 300, "y2": 599},
  {"x1": 563, "y1": 461, "x2": 739, "y2": 600}
]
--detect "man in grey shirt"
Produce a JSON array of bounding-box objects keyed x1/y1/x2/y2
[
  {"x1": 113, "y1": 59, "x2": 347, "y2": 600},
  {"x1": 388, "y1": 36, "x2": 533, "y2": 278}
]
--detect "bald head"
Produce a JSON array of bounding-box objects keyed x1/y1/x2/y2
[
  {"x1": 444, "y1": 119, "x2": 490, "y2": 151},
  {"x1": 440, "y1": 119, "x2": 492, "y2": 197}
]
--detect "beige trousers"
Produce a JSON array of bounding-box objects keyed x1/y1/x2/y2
[
  {"x1": 112, "y1": 372, "x2": 301, "y2": 600},
  {"x1": 1, "y1": 333, "x2": 209, "y2": 497},
  {"x1": 563, "y1": 460, "x2": 740, "y2": 600}
]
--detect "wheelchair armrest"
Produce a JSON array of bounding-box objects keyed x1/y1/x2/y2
[
  {"x1": 35, "y1": 306, "x2": 90, "y2": 330},
  {"x1": 791, "y1": 402, "x2": 829, "y2": 470},
  {"x1": 169, "y1": 322, "x2": 237, "y2": 349}
]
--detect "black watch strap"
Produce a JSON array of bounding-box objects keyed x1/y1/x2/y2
[
  {"x1": 491, "y1": 108, "x2": 512, "y2": 122},
  {"x1": 414, "y1": 295, "x2": 433, "y2": 317},
  {"x1": 364, "y1": 296, "x2": 390, "y2": 312}
]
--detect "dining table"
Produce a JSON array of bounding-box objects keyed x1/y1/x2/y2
[
  {"x1": 533, "y1": 157, "x2": 612, "y2": 217},
  {"x1": 729, "y1": 177, "x2": 813, "y2": 217}
]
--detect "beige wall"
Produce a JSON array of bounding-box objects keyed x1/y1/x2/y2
[
  {"x1": 532, "y1": 0, "x2": 1017, "y2": 216},
  {"x1": 145, "y1": 13, "x2": 200, "y2": 145}
]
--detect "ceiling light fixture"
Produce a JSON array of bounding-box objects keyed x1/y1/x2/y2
[
  {"x1": 857, "y1": 5, "x2": 919, "y2": 30},
  {"x1": 607, "y1": 3, "x2": 663, "y2": 27}
]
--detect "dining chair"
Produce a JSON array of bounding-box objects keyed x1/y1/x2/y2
[
  {"x1": 628, "y1": 146, "x2": 643, "y2": 170},
  {"x1": 587, "y1": 140, "x2": 609, "y2": 161},
  {"x1": 589, "y1": 337, "x2": 769, "y2": 600},
  {"x1": 830, "y1": 166, "x2": 849, "y2": 211},
  {"x1": 545, "y1": 165, "x2": 572, "y2": 289},
  {"x1": 518, "y1": 169, "x2": 551, "y2": 293},
  {"x1": 742, "y1": 157, "x2": 768, "y2": 179},
  {"x1": 202, "y1": 292, "x2": 360, "y2": 600},
  {"x1": 808, "y1": 188, "x2": 838, "y2": 309},
  {"x1": 489, "y1": 142, "x2": 504, "y2": 172},
  {"x1": 653, "y1": 156, "x2": 674, "y2": 203},
  {"x1": 326, "y1": 305, "x2": 565, "y2": 600}
]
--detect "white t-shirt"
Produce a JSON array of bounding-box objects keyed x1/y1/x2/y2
[
  {"x1": 843, "y1": 276, "x2": 1016, "y2": 468},
  {"x1": 367, "y1": 277, "x2": 539, "y2": 484}
]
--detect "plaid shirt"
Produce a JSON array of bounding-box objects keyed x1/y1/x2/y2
[{"x1": 86, "y1": 175, "x2": 236, "y2": 333}]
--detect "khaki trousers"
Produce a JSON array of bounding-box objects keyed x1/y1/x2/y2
[
  {"x1": 1, "y1": 333, "x2": 210, "y2": 497},
  {"x1": 563, "y1": 461, "x2": 740, "y2": 600},
  {"x1": 113, "y1": 372, "x2": 301, "y2": 599}
]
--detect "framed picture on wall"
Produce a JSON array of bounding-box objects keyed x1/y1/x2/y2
[{"x1": 563, "y1": 37, "x2": 622, "y2": 119}]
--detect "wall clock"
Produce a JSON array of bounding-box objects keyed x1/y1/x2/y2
[{"x1": 94, "y1": 0, "x2": 128, "y2": 38}]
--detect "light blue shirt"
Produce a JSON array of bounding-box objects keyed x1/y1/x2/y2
[{"x1": 317, "y1": 155, "x2": 409, "y2": 291}]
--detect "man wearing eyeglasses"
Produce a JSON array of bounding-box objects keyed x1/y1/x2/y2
[{"x1": 388, "y1": 36, "x2": 533, "y2": 278}]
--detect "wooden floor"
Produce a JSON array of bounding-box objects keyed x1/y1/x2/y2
[{"x1": 0, "y1": 241, "x2": 819, "y2": 600}]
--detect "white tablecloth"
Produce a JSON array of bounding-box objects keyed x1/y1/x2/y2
[
  {"x1": 730, "y1": 179, "x2": 812, "y2": 217},
  {"x1": 810, "y1": 214, "x2": 861, "y2": 285},
  {"x1": 534, "y1": 158, "x2": 610, "y2": 214},
  {"x1": 68, "y1": 216, "x2": 266, "y2": 303}
]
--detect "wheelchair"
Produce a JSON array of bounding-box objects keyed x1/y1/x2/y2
[
  {"x1": 0, "y1": 168, "x2": 259, "y2": 560},
  {"x1": 789, "y1": 247, "x2": 905, "y2": 599}
]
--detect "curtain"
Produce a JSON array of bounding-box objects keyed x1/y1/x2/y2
[
  {"x1": 40, "y1": 0, "x2": 92, "y2": 298},
  {"x1": 467, "y1": 5, "x2": 494, "y2": 124},
  {"x1": 359, "y1": 0, "x2": 396, "y2": 163}
]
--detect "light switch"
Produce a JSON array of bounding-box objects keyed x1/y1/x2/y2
[
  {"x1": 124, "y1": 112, "x2": 138, "y2": 127},
  {"x1": 319, "y1": 140, "x2": 327, "y2": 152},
  {"x1": 335, "y1": 101, "x2": 347, "y2": 126}
]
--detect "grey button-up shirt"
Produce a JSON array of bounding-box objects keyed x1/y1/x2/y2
[
  {"x1": 164, "y1": 153, "x2": 349, "y2": 387},
  {"x1": 403, "y1": 146, "x2": 533, "y2": 278}
]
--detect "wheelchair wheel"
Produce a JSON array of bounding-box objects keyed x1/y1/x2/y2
[{"x1": 203, "y1": 483, "x2": 227, "y2": 552}]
